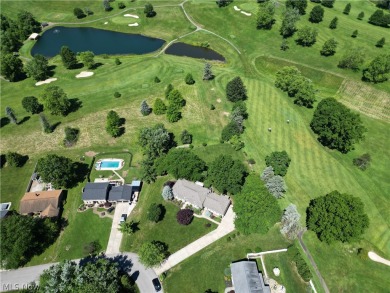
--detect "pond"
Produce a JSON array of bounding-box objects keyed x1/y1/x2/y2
[
  {"x1": 31, "y1": 26, "x2": 165, "y2": 57},
  {"x1": 165, "y1": 42, "x2": 225, "y2": 61}
]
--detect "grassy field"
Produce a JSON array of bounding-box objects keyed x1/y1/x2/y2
[
  {"x1": 121, "y1": 176, "x2": 217, "y2": 254},
  {"x1": 1, "y1": 0, "x2": 389, "y2": 291}
]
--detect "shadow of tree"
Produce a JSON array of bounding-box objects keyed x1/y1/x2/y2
[
  {"x1": 18, "y1": 116, "x2": 30, "y2": 125},
  {"x1": 51, "y1": 121, "x2": 61, "y2": 132},
  {"x1": 47, "y1": 65, "x2": 57, "y2": 78},
  {"x1": 0, "y1": 117, "x2": 10, "y2": 128},
  {"x1": 92, "y1": 62, "x2": 103, "y2": 70},
  {"x1": 67, "y1": 98, "x2": 83, "y2": 115},
  {"x1": 0, "y1": 154, "x2": 6, "y2": 168}
]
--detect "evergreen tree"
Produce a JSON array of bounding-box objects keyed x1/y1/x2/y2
[
  {"x1": 106, "y1": 110, "x2": 122, "y2": 137},
  {"x1": 261, "y1": 166, "x2": 274, "y2": 182},
  {"x1": 5, "y1": 106, "x2": 17, "y2": 124},
  {"x1": 357, "y1": 11, "x2": 364, "y2": 20},
  {"x1": 376, "y1": 37, "x2": 385, "y2": 48},
  {"x1": 320, "y1": 38, "x2": 338, "y2": 56},
  {"x1": 144, "y1": 3, "x2": 156, "y2": 17},
  {"x1": 180, "y1": 130, "x2": 192, "y2": 144},
  {"x1": 203, "y1": 63, "x2": 214, "y2": 80},
  {"x1": 343, "y1": 3, "x2": 351, "y2": 15},
  {"x1": 329, "y1": 17, "x2": 338, "y2": 29},
  {"x1": 321, "y1": 0, "x2": 335, "y2": 8},
  {"x1": 60, "y1": 46, "x2": 77, "y2": 69},
  {"x1": 153, "y1": 98, "x2": 167, "y2": 115},
  {"x1": 265, "y1": 175, "x2": 286, "y2": 198},
  {"x1": 368, "y1": 9, "x2": 390, "y2": 27},
  {"x1": 162, "y1": 185, "x2": 174, "y2": 200},
  {"x1": 39, "y1": 113, "x2": 52, "y2": 133},
  {"x1": 154, "y1": 76, "x2": 160, "y2": 83},
  {"x1": 73, "y1": 8, "x2": 85, "y2": 19},
  {"x1": 351, "y1": 30, "x2": 358, "y2": 38},
  {"x1": 280, "y1": 39, "x2": 289, "y2": 51},
  {"x1": 185, "y1": 73, "x2": 195, "y2": 85},
  {"x1": 165, "y1": 83, "x2": 174, "y2": 98},
  {"x1": 309, "y1": 5, "x2": 324, "y2": 23},
  {"x1": 103, "y1": 0, "x2": 112, "y2": 11},
  {"x1": 226, "y1": 76, "x2": 247, "y2": 102},
  {"x1": 140, "y1": 100, "x2": 152, "y2": 116},
  {"x1": 281, "y1": 204, "x2": 302, "y2": 240}
]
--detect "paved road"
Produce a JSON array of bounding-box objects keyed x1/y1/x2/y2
[
  {"x1": 154, "y1": 206, "x2": 235, "y2": 275},
  {"x1": 106, "y1": 202, "x2": 136, "y2": 254},
  {"x1": 297, "y1": 231, "x2": 330, "y2": 293},
  {"x1": 0, "y1": 253, "x2": 159, "y2": 293}
]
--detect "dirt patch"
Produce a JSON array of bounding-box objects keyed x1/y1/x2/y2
[
  {"x1": 217, "y1": 98, "x2": 222, "y2": 103},
  {"x1": 85, "y1": 151, "x2": 98, "y2": 157},
  {"x1": 122, "y1": 170, "x2": 128, "y2": 178},
  {"x1": 223, "y1": 111, "x2": 230, "y2": 116}
]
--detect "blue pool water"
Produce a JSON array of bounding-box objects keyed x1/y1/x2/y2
[{"x1": 100, "y1": 161, "x2": 120, "y2": 168}]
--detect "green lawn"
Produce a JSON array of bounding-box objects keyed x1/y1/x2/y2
[
  {"x1": 1, "y1": 0, "x2": 389, "y2": 291},
  {"x1": 121, "y1": 177, "x2": 217, "y2": 254}
]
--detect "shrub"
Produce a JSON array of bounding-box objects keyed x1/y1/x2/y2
[
  {"x1": 144, "y1": 3, "x2": 156, "y2": 17},
  {"x1": 357, "y1": 11, "x2": 364, "y2": 20},
  {"x1": 147, "y1": 203, "x2": 163, "y2": 222},
  {"x1": 353, "y1": 153, "x2": 371, "y2": 170},
  {"x1": 287, "y1": 245, "x2": 312, "y2": 282},
  {"x1": 357, "y1": 248, "x2": 368, "y2": 260},
  {"x1": 140, "y1": 100, "x2": 152, "y2": 116},
  {"x1": 39, "y1": 113, "x2": 52, "y2": 133},
  {"x1": 202, "y1": 142, "x2": 207, "y2": 147},
  {"x1": 320, "y1": 38, "x2": 338, "y2": 56},
  {"x1": 115, "y1": 58, "x2": 121, "y2": 65},
  {"x1": 247, "y1": 158, "x2": 256, "y2": 165},
  {"x1": 176, "y1": 209, "x2": 194, "y2": 225},
  {"x1": 185, "y1": 73, "x2": 195, "y2": 85},
  {"x1": 154, "y1": 76, "x2": 161, "y2": 83},
  {"x1": 210, "y1": 104, "x2": 215, "y2": 110},
  {"x1": 63, "y1": 127, "x2": 79, "y2": 147},
  {"x1": 351, "y1": 30, "x2": 358, "y2": 38},
  {"x1": 114, "y1": 92, "x2": 121, "y2": 98},
  {"x1": 5, "y1": 152, "x2": 24, "y2": 167},
  {"x1": 376, "y1": 37, "x2": 385, "y2": 48},
  {"x1": 180, "y1": 130, "x2": 192, "y2": 144},
  {"x1": 73, "y1": 8, "x2": 85, "y2": 19},
  {"x1": 118, "y1": 2, "x2": 125, "y2": 9}
]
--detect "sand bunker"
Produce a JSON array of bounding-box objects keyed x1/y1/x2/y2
[
  {"x1": 76, "y1": 71, "x2": 94, "y2": 78},
  {"x1": 368, "y1": 251, "x2": 390, "y2": 266},
  {"x1": 128, "y1": 23, "x2": 139, "y2": 27},
  {"x1": 124, "y1": 14, "x2": 139, "y2": 18},
  {"x1": 234, "y1": 6, "x2": 241, "y2": 11},
  {"x1": 104, "y1": 22, "x2": 108, "y2": 25},
  {"x1": 35, "y1": 78, "x2": 57, "y2": 86},
  {"x1": 241, "y1": 11, "x2": 252, "y2": 16}
]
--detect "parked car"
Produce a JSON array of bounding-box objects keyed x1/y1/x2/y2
[
  {"x1": 119, "y1": 214, "x2": 127, "y2": 224},
  {"x1": 152, "y1": 278, "x2": 161, "y2": 292}
]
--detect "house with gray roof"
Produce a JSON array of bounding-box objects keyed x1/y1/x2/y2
[
  {"x1": 230, "y1": 261, "x2": 270, "y2": 293},
  {"x1": 172, "y1": 179, "x2": 230, "y2": 216},
  {"x1": 82, "y1": 181, "x2": 141, "y2": 204},
  {"x1": 82, "y1": 182, "x2": 110, "y2": 204},
  {"x1": 108, "y1": 185, "x2": 133, "y2": 202}
]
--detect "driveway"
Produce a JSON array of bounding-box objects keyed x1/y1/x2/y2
[
  {"x1": 0, "y1": 253, "x2": 160, "y2": 293},
  {"x1": 106, "y1": 202, "x2": 135, "y2": 255},
  {"x1": 154, "y1": 206, "x2": 235, "y2": 275}
]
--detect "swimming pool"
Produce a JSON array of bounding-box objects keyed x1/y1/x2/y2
[{"x1": 95, "y1": 159, "x2": 124, "y2": 171}]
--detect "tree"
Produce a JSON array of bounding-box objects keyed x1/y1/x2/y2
[
  {"x1": 185, "y1": 73, "x2": 195, "y2": 85},
  {"x1": 320, "y1": 38, "x2": 338, "y2": 56},
  {"x1": 141, "y1": 157, "x2": 157, "y2": 184},
  {"x1": 265, "y1": 151, "x2": 291, "y2": 176},
  {"x1": 286, "y1": 0, "x2": 308, "y2": 15},
  {"x1": 338, "y1": 48, "x2": 365, "y2": 70},
  {"x1": 156, "y1": 149, "x2": 206, "y2": 181},
  {"x1": 166, "y1": 106, "x2": 181, "y2": 123},
  {"x1": 180, "y1": 130, "x2": 192, "y2": 144},
  {"x1": 280, "y1": 39, "x2": 289, "y2": 51},
  {"x1": 167, "y1": 89, "x2": 185, "y2": 110},
  {"x1": 256, "y1": 1, "x2": 276, "y2": 29},
  {"x1": 310, "y1": 98, "x2": 366, "y2": 153},
  {"x1": 60, "y1": 46, "x2": 77, "y2": 69},
  {"x1": 203, "y1": 63, "x2": 214, "y2": 80},
  {"x1": 377, "y1": 0, "x2": 390, "y2": 9},
  {"x1": 162, "y1": 185, "x2": 174, "y2": 200},
  {"x1": 1, "y1": 214, "x2": 59, "y2": 269},
  {"x1": 41, "y1": 85, "x2": 71, "y2": 116},
  {"x1": 5, "y1": 152, "x2": 24, "y2": 167},
  {"x1": 140, "y1": 100, "x2": 152, "y2": 116},
  {"x1": 118, "y1": 220, "x2": 137, "y2": 234},
  {"x1": 22, "y1": 96, "x2": 42, "y2": 114},
  {"x1": 368, "y1": 9, "x2": 390, "y2": 27},
  {"x1": 106, "y1": 110, "x2": 122, "y2": 137},
  {"x1": 221, "y1": 120, "x2": 242, "y2": 141},
  {"x1": 177, "y1": 209, "x2": 194, "y2": 225},
  {"x1": 25, "y1": 54, "x2": 50, "y2": 81},
  {"x1": 281, "y1": 204, "x2": 302, "y2": 240},
  {"x1": 376, "y1": 37, "x2": 385, "y2": 48},
  {"x1": 234, "y1": 174, "x2": 281, "y2": 234},
  {"x1": 153, "y1": 98, "x2": 166, "y2": 115},
  {"x1": 261, "y1": 166, "x2": 275, "y2": 182},
  {"x1": 357, "y1": 11, "x2": 364, "y2": 20},
  {"x1": 309, "y1": 5, "x2": 324, "y2": 23},
  {"x1": 343, "y1": 3, "x2": 351, "y2": 15},
  {"x1": 207, "y1": 155, "x2": 247, "y2": 194},
  {"x1": 103, "y1": 0, "x2": 112, "y2": 11},
  {"x1": 5, "y1": 106, "x2": 17, "y2": 124},
  {"x1": 165, "y1": 83, "x2": 174, "y2": 98},
  {"x1": 39, "y1": 113, "x2": 52, "y2": 133},
  {"x1": 138, "y1": 124, "x2": 173, "y2": 159},
  {"x1": 147, "y1": 203, "x2": 163, "y2": 222},
  {"x1": 115, "y1": 58, "x2": 121, "y2": 65},
  {"x1": 275, "y1": 66, "x2": 301, "y2": 91},
  {"x1": 265, "y1": 175, "x2": 286, "y2": 198},
  {"x1": 138, "y1": 241, "x2": 168, "y2": 268},
  {"x1": 353, "y1": 153, "x2": 371, "y2": 171},
  {"x1": 296, "y1": 26, "x2": 318, "y2": 46},
  {"x1": 351, "y1": 29, "x2": 358, "y2": 38},
  {"x1": 329, "y1": 16, "x2": 338, "y2": 29},
  {"x1": 307, "y1": 191, "x2": 369, "y2": 243},
  {"x1": 78, "y1": 51, "x2": 95, "y2": 69},
  {"x1": 226, "y1": 76, "x2": 247, "y2": 102},
  {"x1": 363, "y1": 54, "x2": 390, "y2": 83},
  {"x1": 36, "y1": 154, "x2": 77, "y2": 188},
  {"x1": 0, "y1": 54, "x2": 24, "y2": 82},
  {"x1": 280, "y1": 8, "x2": 300, "y2": 38},
  {"x1": 73, "y1": 7, "x2": 86, "y2": 18},
  {"x1": 118, "y1": 2, "x2": 126, "y2": 9},
  {"x1": 292, "y1": 77, "x2": 316, "y2": 107},
  {"x1": 144, "y1": 3, "x2": 156, "y2": 17},
  {"x1": 287, "y1": 245, "x2": 312, "y2": 281},
  {"x1": 321, "y1": 0, "x2": 335, "y2": 8},
  {"x1": 63, "y1": 127, "x2": 79, "y2": 147},
  {"x1": 15, "y1": 11, "x2": 41, "y2": 40},
  {"x1": 216, "y1": 0, "x2": 233, "y2": 7}
]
